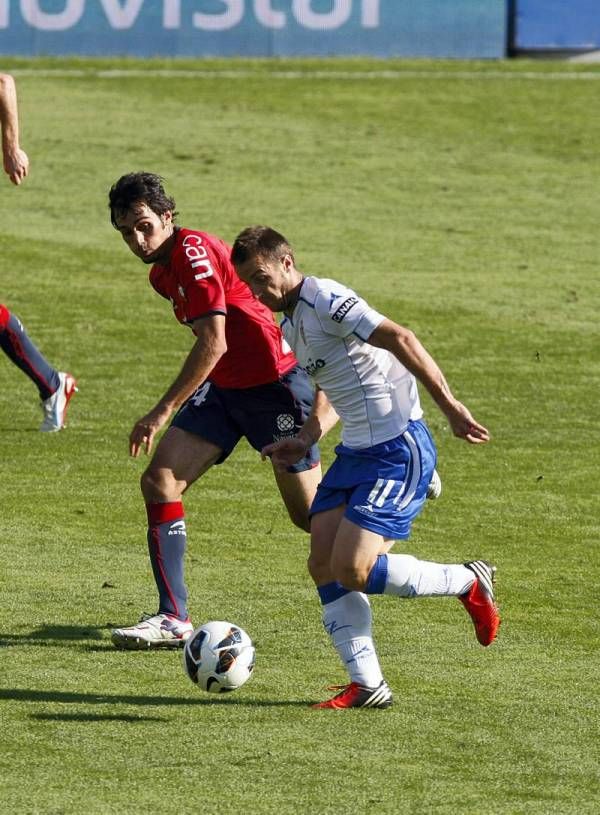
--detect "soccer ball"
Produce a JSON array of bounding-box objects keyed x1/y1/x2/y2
[{"x1": 182, "y1": 621, "x2": 255, "y2": 693}]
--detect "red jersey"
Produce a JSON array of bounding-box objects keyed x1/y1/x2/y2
[{"x1": 149, "y1": 227, "x2": 297, "y2": 389}]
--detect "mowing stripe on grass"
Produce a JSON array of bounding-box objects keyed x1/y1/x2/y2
[{"x1": 9, "y1": 68, "x2": 600, "y2": 81}]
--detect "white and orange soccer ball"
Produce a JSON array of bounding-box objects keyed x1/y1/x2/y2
[{"x1": 182, "y1": 621, "x2": 255, "y2": 693}]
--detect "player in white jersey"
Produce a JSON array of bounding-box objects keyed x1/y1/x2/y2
[
  {"x1": 280, "y1": 274, "x2": 424, "y2": 449},
  {"x1": 232, "y1": 226, "x2": 500, "y2": 710}
]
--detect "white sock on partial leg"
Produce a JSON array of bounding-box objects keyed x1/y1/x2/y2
[
  {"x1": 321, "y1": 591, "x2": 384, "y2": 687},
  {"x1": 383, "y1": 554, "x2": 475, "y2": 597}
]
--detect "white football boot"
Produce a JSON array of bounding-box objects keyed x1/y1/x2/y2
[
  {"x1": 111, "y1": 613, "x2": 194, "y2": 650},
  {"x1": 40, "y1": 371, "x2": 78, "y2": 432},
  {"x1": 426, "y1": 469, "x2": 442, "y2": 500}
]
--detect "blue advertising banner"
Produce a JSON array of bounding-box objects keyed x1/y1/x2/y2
[
  {"x1": 0, "y1": 1, "x2": 507, "y2": 59},
  {"x1": 515, "y1": 0, "x2": 600, "y2": 50}
]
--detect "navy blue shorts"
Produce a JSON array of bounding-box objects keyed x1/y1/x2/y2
[
  {"x1": 310, "y1": 419, "x2": 437, "y2": 539},
  {"x1": 171, "y1": 365, "x2": 319, "y2": 474}
]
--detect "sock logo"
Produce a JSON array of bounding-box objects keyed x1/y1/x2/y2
[
  {"x1": 324, "y1": 619, "x2": 352, "y2": 636},
  {"x1": 346, "y1": 644, "x2": 373, "y2": 665},
  {"x1": 168, "y1": 520, "x2": 187, "y2": 536}
]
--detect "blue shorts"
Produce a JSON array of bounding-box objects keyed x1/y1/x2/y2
[
  {"x1": 171, "y1": 365, "x2": 319, "y2": 474},
  {"x1": 310, "y1": 419, "x2": 437, "y2": 539}
]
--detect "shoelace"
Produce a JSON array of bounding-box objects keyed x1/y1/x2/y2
[{"x1": 326, "y1": 683, "x2": 354, "y2": 694}]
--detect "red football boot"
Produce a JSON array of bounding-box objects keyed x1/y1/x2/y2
[
  {"x1": 312, "y1": 680, "x2": 393, "y2": 709},
  {"x1": 459, "y1": 560, "x2": 500, "y2": 646}
]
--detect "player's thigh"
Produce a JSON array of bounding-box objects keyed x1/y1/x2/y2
[
  {"x1": 330, "y1": 516, "x2": 392, "y2": 587},
  {"x1": 142, "y1": 427, "x2": 223, "y2": 502},
  {"x1": 272, "y1": 462, "x2": 322, "y2": 533},
  {"x1": 308, "y1": 504, "x2": 346, "y2": 583}
]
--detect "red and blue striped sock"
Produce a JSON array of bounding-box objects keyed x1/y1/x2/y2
[
  {"x1": 0, "y1": 305, "x2": 60, "y2": 400},
  {"x1": 146, "y1": 501, "x2": 189, "y2": 621}
]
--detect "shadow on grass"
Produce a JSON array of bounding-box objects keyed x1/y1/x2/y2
[
  {"x1": 0, "y1": 624, "x2": 113, "y2": 649},
  {"x1": 0, "y1": 688, "x2": 311, "y2": 708},
  {"x1": 31, "y1": 712, "x2": 169, "y2": 723}
]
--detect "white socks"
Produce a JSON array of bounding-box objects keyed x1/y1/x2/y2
[
  {"x1": 383, "y1": 554, "x2": 475, "y2": 597},
  {"x1": 321, "y1": 591, "x2": 383, "y2": 688},
  {"x1": 318, "y1": 556, "x2": 476, "y2": 688}
]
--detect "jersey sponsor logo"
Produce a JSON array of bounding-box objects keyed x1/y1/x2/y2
[
  {"x1": 183, "y1": 234, "x2": 215, "y2": 281},
  {"x1": 194, "y1": 269, "x2": 214, "y2": 281},
  {"x1": 304, "y1": 357, "x2": 326, "y2": 376},
  {"x1": 331, "y1": 296, "x2": 358, "y2": 323}
]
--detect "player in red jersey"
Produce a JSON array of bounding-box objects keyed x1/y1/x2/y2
[
  {"x1": 0, "y1": 72, "x2": 77, "y2": 431},
  {"x1": 108, "y1": 172, "x2": 334, "y2": 649}
]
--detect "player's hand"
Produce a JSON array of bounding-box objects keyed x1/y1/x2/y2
[
  {"x1": 261, "y1": 437, "x2": 309, "y2": 472},
  {"x1": 3, "y1": 147, "x2": 29, "y2": 185},
  {"x1": 129, "y1": 407, "x2": 170, "y2": 457},
  {"x1": 445, "y1": 400, "x2": 490, "y2": 444}
]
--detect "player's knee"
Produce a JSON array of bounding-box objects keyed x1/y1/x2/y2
[
  {"x1": 140, "y1": 466, "x2": 179, "y2": 503},
  {"x1": 332, "y1": 561, "x2": 369, "y2": 592},
  {"x1": 307, "y1": 550, "x2": 330, "y2": 585},
  {"x1": 287, "y1": 506, "x2": 311, "y2": 533}
]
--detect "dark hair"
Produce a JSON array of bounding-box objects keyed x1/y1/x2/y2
[
  {"x1": 108, "y1": 172, "x2": 177, "y2": 227},
  {"x1": 231, "y1": 226, "x2": 294, "y2": 267}
]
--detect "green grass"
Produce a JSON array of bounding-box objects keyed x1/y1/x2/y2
[{"x1": 0, "y1": 57, "x2": 599, "y2": 814}]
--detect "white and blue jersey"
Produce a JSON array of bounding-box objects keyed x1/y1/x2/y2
[
  {"x1": 282, "y1": 276, "x2": 436, "y2": 539},
  {"x1": 281, "y1": 277, "x2": 423, "y2": 449}
]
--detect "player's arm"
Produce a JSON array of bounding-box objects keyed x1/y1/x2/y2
[
  {"x1": 129, "y1": 313, "x2": 226, "y2": 457},
  {"x1": 0, "y1": 73, "x2": 29, "y2": 185},
  {"x1": 262, "y1": 387, "x2": 339, "y2": 472},
  {"x1": 368, "y1": 318, "x2": 490, "y2": 444}
]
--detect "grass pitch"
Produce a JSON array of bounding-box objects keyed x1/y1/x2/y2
[{"x1": 0, "y1": 57, "x2": 599, "y2": 814}]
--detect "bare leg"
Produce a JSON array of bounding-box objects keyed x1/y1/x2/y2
[
  {"x1": 141, "y1": 426, "x2": 222, "y2": 502},
  {"x1": 310, "y1": 507, "x2": 389, "y2": 688},
  {"x1": 140, "y1": 427, "x2": 223, "y2": 620},
  {"x1": 272, "y1": 462, "x2": 322, "y2": 533}
]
